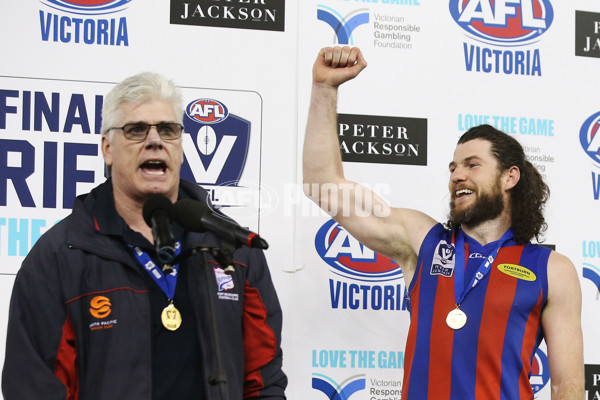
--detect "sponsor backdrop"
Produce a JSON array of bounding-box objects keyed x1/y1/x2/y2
[{"x1": 0, "y1": 0, "x2": 599, "y2": 399}]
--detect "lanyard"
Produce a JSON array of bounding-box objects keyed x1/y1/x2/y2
[
  {"x1": 453, "y1": 229, "x2": 514, "y2": 306},
  {"x1": 129, "y1": 242, "x2": 181, "y2": 300}
]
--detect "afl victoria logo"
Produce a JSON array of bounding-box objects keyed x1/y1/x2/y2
[
  {"x1": 40, "y1": 0, "x2": 131, "y2": 14},
  {"x1": 180, "y1": 97, "x2": 250, "y2": 186},
  {"x1": 315, "y1": 219, "x2": 402, "y2": 282},
  {"x1": 448, "y1": 0, "x2": 554, "y2": 45},
  {"x1": 89, "y1": 296, "x2": 112, "y2": 318}
]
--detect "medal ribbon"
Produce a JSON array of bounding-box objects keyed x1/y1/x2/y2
[
  {"x1": 129, "y1": 241, "x2": 181, "y2": 300},
  {"x1": 453, "y1": 229, "x2": 514, "y2": 306}
]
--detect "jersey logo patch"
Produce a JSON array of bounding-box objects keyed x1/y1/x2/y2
[
  {"x1": 430, "y1": 240, "x2": 455, "y2": 277},
  {"x1": 497, "y1": 263, "x2": 537, "y2": 281}
]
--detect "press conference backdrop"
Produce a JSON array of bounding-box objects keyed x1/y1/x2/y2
[{"x1": 1, "y1": 1, "x2": 599, "y2": 399}]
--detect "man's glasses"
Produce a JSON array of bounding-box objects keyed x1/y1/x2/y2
[{"x1": 110, "y1": 122, "x2": 184, "y2": 141}]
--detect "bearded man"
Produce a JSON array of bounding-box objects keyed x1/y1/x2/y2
[{"x1": 302, "y1": 46, "x2": 583, "y2": 400}]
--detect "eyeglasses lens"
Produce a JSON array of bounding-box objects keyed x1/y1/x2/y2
[{"x1": 123, "y1": 123, "x2": 182, "y2": 141}]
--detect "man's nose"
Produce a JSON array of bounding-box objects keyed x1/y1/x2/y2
[
  {"x1": 450, "y1": 166, "x2": 466, "y2": 182},
  {"x1": 145, "y1": 126, "x2": 164, "y2": 147}
]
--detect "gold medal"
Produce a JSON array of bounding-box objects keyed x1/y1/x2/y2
[
  {"x1": 161, "y1": 301, "x2": 182, "y2": 331},
  {"x1": 446, "y1": 307, "x2": 467, "y2": 330}
]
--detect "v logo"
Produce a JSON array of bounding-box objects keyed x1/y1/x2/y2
[
  {"x1": 317, "y1": 6, "x2": 370, "y2": 44},
  {"x1": 182, "y1": 133, "x2": 237, "y2": 185},
  {"x1": 312, "y1": 374, "x2": 366, "y2": 400}
]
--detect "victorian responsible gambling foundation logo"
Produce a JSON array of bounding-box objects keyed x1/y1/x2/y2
[
  {"x1": 579, "y1": 111, "x2": 600, "y2": 200},
  {"x1": 449, "y1": 0, "x2": 554, "y2": 76},
  {"x1": 170, "y1": 0, "x2": 285, "y2": 32},
  {"x1": 317, "y1": 5, "x2": 370, "y2": 45},
  {"x1": 315, "y1": 219, "x2": 407, "y2": 311},
  {"x1": 312, "y1": 373, "x2": 366, "y2": 400},
  {"x1": 38, "y1": 0, "x2": 131, "y2": 46},
  {"x1": 180, "y1": 98, "x2": 250, "y2": 188}
]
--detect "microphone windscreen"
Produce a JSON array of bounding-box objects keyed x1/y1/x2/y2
[
  {"x1": 142, "y1": 195, "x2": 174, "y2": 227},
  {"x1": 172, "y1": 199, "x2": 212, "y2": 231}
]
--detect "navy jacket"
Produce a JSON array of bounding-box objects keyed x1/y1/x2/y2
[{"x1": 2, "y1": 180, "x2": 287, "y2": 400}]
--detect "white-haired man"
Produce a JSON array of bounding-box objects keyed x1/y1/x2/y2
[{"x1": 3, "y1": 72, "x2": 287, "y2": 400}]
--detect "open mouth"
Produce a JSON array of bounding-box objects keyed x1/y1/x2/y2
[
  {"x1": 140, "y1": 160, "x2": 167, "y2": 175},
  {"x1": 455, "y1": 188, "x2": 474, "y2": 198}
]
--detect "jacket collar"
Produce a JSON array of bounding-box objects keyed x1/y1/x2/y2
[{"x1": 65, "y1": 179, "x2": 211, "y2": 266}]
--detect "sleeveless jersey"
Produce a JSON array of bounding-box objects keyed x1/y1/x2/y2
[{"x1": 402, "y1": 224, "x2": 550, "y2": 400}]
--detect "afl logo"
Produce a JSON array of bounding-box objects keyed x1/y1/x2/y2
[
  {"x1": 449, "y1": 0, "x2": 554, "y2": 45},
  {"x1": 89, "y1": 295, "x2": 112, "y2": 319},
  {"x1": 40, "y1": 0, "x2": 131, "y2": 14},
  {"x1": 530, "y1": 348, "x2": 550, "y2": 394},
  {"x1": 315, "y1": 219, "x2": 402, "y2": 282},
  {"x1": 186, "y1": 99, "x2": 229, "y2": 124},
  {"x1": 580, "y1": 111, "x2": 600, "y2": 165}
]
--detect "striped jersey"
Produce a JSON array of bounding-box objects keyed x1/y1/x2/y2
[{"x1": 402, "y1": 224, "x2": 551, "y2": 400}]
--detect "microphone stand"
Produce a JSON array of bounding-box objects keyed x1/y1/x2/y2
[{"x1": 171, "y1": 240, "x2": 237, "y2": 400}]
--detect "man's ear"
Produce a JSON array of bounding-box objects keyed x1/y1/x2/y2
[
  {"x1": 503, "y1": 166, "x2": 520, "y2": 191},
  {"x1": 101, "y1": 135, "x2": 113, "y2": 167}
]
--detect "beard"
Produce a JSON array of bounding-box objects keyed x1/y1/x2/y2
[{"x1": 448, "y1": 183, "x2": 505, "y2": 228}]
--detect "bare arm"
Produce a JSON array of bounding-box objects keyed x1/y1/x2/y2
[
  {"x1": 302, "y1": 46, "x2": 436, "y2": 282},
  {"x1": 542, "y1": 251, "x2": 585, "y2": 399}
]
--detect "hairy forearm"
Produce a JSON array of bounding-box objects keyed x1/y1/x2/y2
[{"x1": 303, "y1": 83, "x2": 345, "y2": 191}]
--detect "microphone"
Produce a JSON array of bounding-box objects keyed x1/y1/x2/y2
[
  {"x1": 172, "y1": 199, "x2": 268, "y2": 250},
  {"x1": 142, "y1": 195, "x2": 177, "y2": 265}
]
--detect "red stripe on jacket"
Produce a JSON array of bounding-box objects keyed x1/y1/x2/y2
[
  {"x1": 242, "y1": 280, "x2": 277, "y2": 399},
  {"x1": 54, "y1": 314, "x2": 79, "y2": 400}
]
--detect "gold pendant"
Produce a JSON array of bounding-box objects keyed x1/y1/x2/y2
[
  {"x1": 161, "y1": 301, "x2": 182, "y2": 331},
  {"x1": 446, "y1": 307, "x2": 467, "y2": 330}
]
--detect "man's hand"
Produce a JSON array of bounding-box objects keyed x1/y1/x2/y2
[{"x1": 313, "y1": 46, "x2": 367, "y2": 88}]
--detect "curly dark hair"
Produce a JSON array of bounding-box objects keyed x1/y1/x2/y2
[{"x1": 447, "y1": 124, "x2": 549, "y2": 243}]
